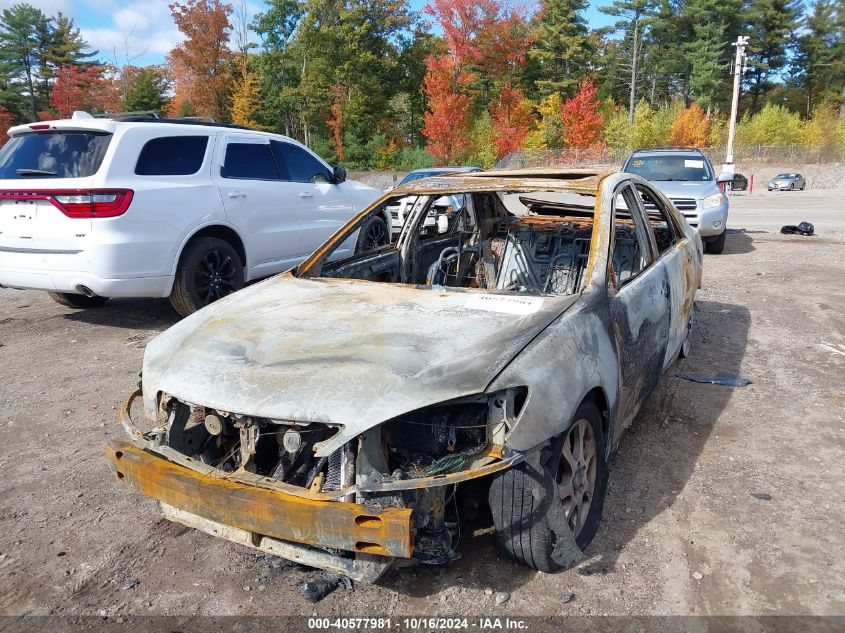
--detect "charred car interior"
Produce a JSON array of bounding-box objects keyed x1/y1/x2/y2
[{"x1": 107, "y1": 169, "x2": 703, "y2": 582}]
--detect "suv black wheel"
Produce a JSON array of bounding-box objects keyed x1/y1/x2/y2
[
  {"x1": 356, "y1": 216, "x2": 389, "y2": 253},
  {"x1": 489, "y1": 400, "x2": 609, "y2": 572},
  {"x1": 47, "y1": 291, "x2": 109, "y2": 309},
  {"x1": 705, "y1": 231, "x2": 726, "y2": 254},
  {"x1": 170, "y1": 237, "x2": 244, "y2": 317}
]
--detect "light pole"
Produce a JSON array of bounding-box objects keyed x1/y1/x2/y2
[{"x1": 725, "y1": 36, "x2": 749, "y2": 167}]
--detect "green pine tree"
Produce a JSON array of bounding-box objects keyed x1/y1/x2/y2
[
  {"x1": 744, "y1": 0, "x2": 803, "y2": 112},
  {"x1": 124, "y1": 68, "x2": 170, "y2": 113},
  {"x1": 529, "y1": 0, "x2": 593, "y2": 97}
]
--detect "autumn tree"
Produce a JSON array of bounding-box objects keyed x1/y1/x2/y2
[
  {"x1": 230, "y1": 54, "x2": 262, "y2": 127},
  {"x1": 0, "y1": 107, "x2": 13, "y2": 143},
  {"x1": 168, "y1": 0, "x2": 234, "y2": 121},
  {"x1": 50, "y1": 65, "x2": 108, "y2": 117},
  {"x1": 326, "y1": 84, "x2": 346, "y2": 161},
  {"x1": 489, "y1": 81, "x2": 534, "y2": 159},
  {"x1": 424, "y1": 0, "x2": 533, "y2": 79},
  {"x1": 559, "y1": 78, "x2": 602, "y2": 147},
  {"x1": 669, "y1": 102, "x2": 711, "y2": 146},
  {"x1": 422, "y1": 55, "x2": 473, "y2": 164}
]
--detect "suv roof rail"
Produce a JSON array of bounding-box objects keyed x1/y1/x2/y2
[
  {"x1": 114, "y1": 116, "x2": 255, "y2": 131},
  {"x1": 632, "y1": 146, "x2": 703, "y2": 153},
  {"x1": 93, "y1": 110, "x2": 162, "y2": 119}
]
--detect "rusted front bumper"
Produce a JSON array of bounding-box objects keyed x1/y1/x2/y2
[{"x1": 105, "y1": 440, "x2": 414, "y2": 559}]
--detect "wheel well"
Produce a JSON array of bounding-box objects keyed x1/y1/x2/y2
[
  {"x1": 583, "y1": 387, "x2": 610, "y2": 441},
  {"x1": 182, "y1": 225, "x2": 246, "y2": 269}
]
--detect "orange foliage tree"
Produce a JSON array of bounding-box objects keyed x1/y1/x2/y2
[
  {"x1": 0, "y1": 108, "x2": 13, "y2": 144},
  {"x1": 559, "y1": 78, "x2": 603, "y2": 147},
  {"x1": 489, "y1": 81, "x2": 534, "y2": 159},
  {"x1": 669, "y1": 102, "x2": 711, "y2": 147},
  {"x1": 50, "y1": 65, "x2": 111, "y2": 117},
  {"x1": 168, "y1": 0, "x2": 234, "y2": 121},
  {"x1": 326, "y1": 84, "x2": 346, "y2": 161},
  {"x1": 424, "y1": 0, "x2": 532, "y2": 77},
  {"x1": 422, "y1": 55, "x2": 473, "y2": 165}
]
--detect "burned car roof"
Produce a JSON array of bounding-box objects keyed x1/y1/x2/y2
[{"x1": 387, "y1": 168, "x2": 610, "y2": 197}]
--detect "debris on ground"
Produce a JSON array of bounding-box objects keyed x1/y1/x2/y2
[
  {"x1": 692, "y1": 572, "x2": 704, "y2": 580},
  {"x1": 677, "y1": 373, "x2": 752, "y2": 387},
  {"x1": 121, "y1": 579, "x2": 138, "y2": 591},
  {"x1": 751, "y1": 492, "x2": 773, "y2": 501},
  {"x1": 495, "y1": 591, "x2": 510, "y2": 605},
  {"x1": 298, "y1": 572, "x2": 353, "y2": 603},
  {"x1": 557, "y1": 590, "x2": 575, "y2": 604},
  {"x1": 780, "y1": 222, "x2": 815, "y2": 236}
]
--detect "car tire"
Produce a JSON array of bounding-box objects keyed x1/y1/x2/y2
[
  {"x1": 489, "y1": 400, "x2": 608, "y2": 572},
  {"x1": 705, "y1": 231, "x2": 726, "y2": 254},
  {"x1": 170, "y1": 237, "x2": 244, "y2": 318},
  {"x1": 47, "y1": 291, "x2": 109, "y2": 309},
  {"x1": 356, "y1": 216, "x2": 389, "y2": 253}
]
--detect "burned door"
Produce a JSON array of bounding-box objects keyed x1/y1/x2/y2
[{"x1": 608, "y1": 183, "x2": 671, "y2": 446}]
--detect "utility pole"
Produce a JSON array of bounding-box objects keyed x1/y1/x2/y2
[{"x1": 725, "y1": 36, "x2": 749, "y2": 166}]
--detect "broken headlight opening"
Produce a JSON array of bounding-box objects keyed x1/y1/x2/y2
[{"x1": 149, "y1": 387, "x2": 527, "y2": 565}]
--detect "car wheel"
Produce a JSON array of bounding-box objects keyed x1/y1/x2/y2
[
  {"x1": 489, "y1": 400, "x2": 608, "y2": 572},
  {"x1": 705, "y1": 230, "x2": 726, "y2": 254},
  {"x1": 47, "y1": 291, "x2": 109, "y2": 309},
  {"x1": 356, "y1": 216, "x2": 389, "y2": 253},
  {"x1": 170, "y1": 237, "x2": 244, "y2": 317}
]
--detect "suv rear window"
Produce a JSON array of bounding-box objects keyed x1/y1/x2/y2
[
  {"x1": 135, "y1": 136, "x2": 208, "y2": 175},
  {"x1": 0, "y1": 131, "x2": 111, "y2": 179}
]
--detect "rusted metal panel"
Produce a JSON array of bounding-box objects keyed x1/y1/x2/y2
[
  {"x1": 160, "y1": 504, "x2": 394, "y2": 582},
  {"x1": 105, "y1": 440, "x2": 414, "y2": 558}
]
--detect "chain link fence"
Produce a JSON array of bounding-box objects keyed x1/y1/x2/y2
[{"x1": 496, "y1": 145, "x2": 845, "y2": 169}]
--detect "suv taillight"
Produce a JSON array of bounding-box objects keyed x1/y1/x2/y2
[{"x1": 0, "y1": 189, "x2": 133, "y2": 218}]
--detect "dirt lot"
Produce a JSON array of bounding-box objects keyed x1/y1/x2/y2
[{"x1": 1, "y1": 188, "x2": 843, "y2": 621}]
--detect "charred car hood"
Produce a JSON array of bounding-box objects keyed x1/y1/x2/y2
[{"x1": 142, "y1": 275, "x2": 576, "y2": 453}]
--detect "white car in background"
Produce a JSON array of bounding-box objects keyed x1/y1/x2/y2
[
  {"x1": 0, "y1": 113, "x2": 384, "y2": 316},
  {"x1": 387, "y1": 166, "x2": 481, "y2": 237}
]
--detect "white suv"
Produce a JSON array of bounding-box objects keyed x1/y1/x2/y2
[{"x1": 0, "y1": 113, "x2": 385, "y2": 315}]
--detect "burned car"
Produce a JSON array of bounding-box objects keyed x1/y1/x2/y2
[{"x1": 107, "y1": 169, "x2": 702, "y2": 581}]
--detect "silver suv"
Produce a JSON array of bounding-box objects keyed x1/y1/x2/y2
[{"x1": 622, "y1": 148, "x2": 730, "y2": 254}]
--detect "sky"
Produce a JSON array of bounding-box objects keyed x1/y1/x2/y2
[{"x1": 7, "y1": 0, "x2": 618, "y2": 67}]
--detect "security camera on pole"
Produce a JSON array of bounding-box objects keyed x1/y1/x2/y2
[{"x1": 723, "y1": 36, "x2": 749, "y2": 181}]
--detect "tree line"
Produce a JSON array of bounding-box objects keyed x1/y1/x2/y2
[{"x1": 0, "y1": 0, "x2": 843, "y2": 168}]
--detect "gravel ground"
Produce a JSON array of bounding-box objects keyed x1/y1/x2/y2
[{"x1": 0, "y1": 190, "x2": 843, "y2": 621}]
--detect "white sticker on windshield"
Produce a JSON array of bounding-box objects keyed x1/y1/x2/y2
[
  {"x1": 684, "y1": 159, "x2": 704, "y2": 168},
  {"x1": 465, "y1": 294, "x2": 545, "y2": 315}
]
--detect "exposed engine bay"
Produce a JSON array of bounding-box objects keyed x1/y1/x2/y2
[{"x1": 154, "y1": 387, "x2": 523, "y2": 565}]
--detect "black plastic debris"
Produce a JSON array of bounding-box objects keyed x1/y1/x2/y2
[
  {"x1": 298, "y1": 572, "x2": 353, "y2": 603},
  {"x1": 751, "y1": 492, "x2": 773, "y2": 501},
  {"x1": 677, "y1": 373, "x2": 752, "y2": 387},
  {"x1": 780, "y1": 221, "x2": 814, "y2": 236}
]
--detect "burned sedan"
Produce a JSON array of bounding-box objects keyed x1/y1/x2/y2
[{"x1": 107, "y1": 169, "x2": 702, "y2": 581}]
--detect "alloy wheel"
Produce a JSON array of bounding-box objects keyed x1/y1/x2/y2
[
  {"x1": 557, "y1": 418, "x2": 598, "y2": 538},
  {"x1": 195, "y1": 249, "x2": 238, "y2": 303}
]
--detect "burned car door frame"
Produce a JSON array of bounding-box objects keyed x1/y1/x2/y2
[{"x1": 606, "y1": 182, "x2": 671, "y2": 443}]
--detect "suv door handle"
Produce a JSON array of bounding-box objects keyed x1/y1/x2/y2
[
  {"x1": 298, "y1": 191, "x2": 314, "y2": 199},
  {"x1": 227, "y1": 191, "x2": 246, "y2": 198}
]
